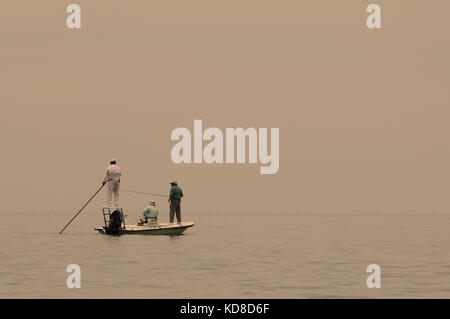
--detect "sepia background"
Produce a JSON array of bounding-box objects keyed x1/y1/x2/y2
[{"x1": 0, "y1": 1, "x2": 449, "y2": 298}]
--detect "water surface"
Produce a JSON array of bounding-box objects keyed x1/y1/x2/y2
[{"x1": 1, "y1": 210, "x2": 449, "y2": 298}]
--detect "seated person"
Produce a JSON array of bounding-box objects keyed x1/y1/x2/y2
[{"x1": 141, "y1": 200, "x2": 159, "y2": 227}]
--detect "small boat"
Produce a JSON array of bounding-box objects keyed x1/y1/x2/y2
[
  {"x1": 95, "y1": 221, "x2": 195, "y2": 236},
  {"x1": 95, "y1": 206, "x2": 195, "y2": 236}
]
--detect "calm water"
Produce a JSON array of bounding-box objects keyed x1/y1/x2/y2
[{"x1": 0, "y1": 209, "x2": 449, "y2": 298}]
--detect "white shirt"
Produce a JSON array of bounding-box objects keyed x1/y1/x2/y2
[{"x1": 105, "y1": 164, "x2": 121, "y2": 182}]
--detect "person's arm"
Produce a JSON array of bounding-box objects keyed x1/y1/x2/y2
[
  {"x1": 168, "y1": 188, "x2": 173, "y2": 202},
  {"x1": 102, "y1": 171, "x2": 109, "y2": 185}
]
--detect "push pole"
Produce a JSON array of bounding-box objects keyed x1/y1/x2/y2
[{"x1": 59, "y1": 183, "x2": 106, "y2": 234}]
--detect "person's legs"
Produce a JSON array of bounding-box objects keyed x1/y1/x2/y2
[
  {"x1": 149, "y1": 217, "x2": 158, "y2": 227},
  {"x1": 112, "y1": 181, "x2": 120, "y2": 206},
  {"x1": 106, "y1": 182, "x2": 113, "y2": 207},
  {"x1": 169, "y1": 201, "x2": 175, "y2": 223},
  {"x1": 176, "y1": 200, "x2": 181, "y2": 223}
]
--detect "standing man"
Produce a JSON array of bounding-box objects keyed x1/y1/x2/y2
[
  {"x1": 103, "y1": 159, "x2": 121, "y2": 207},
  {"x1": 168, "y1": 181, "x2": 183, "y2": 223}
]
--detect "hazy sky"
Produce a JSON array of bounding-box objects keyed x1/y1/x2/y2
[{"x1": 1, "y1": 1, "x2": 449, "y2": 215}]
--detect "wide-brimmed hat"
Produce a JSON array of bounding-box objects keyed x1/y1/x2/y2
[{"x1": 170, "y1": 181, "x2": 178, "y2": 186}]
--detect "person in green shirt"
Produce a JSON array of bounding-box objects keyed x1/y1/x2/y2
[
  {"x1": 142, "y1": 200, "x2": 159, "y2": 227},
  {"x1": 168, "y1": 181, "x2": 183, "y2": 223}
]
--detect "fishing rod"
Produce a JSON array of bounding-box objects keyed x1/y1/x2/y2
[
  {"x1": 122, "y1": 190, "x2": 169, "y2": 198},
  {"x1": 59, "y1": 183, "x2": 106, "y2": 234}
]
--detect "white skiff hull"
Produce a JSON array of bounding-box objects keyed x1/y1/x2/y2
[{"x1": 95, "y1": 222, "x2": 195, "y2": 235}]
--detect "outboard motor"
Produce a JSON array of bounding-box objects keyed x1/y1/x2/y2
[{"x1": 105, "y1": 209, "x2": 123, "y2": 235}]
